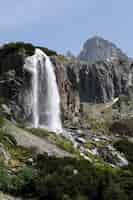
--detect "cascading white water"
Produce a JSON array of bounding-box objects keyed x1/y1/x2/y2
[
  {"x1": 24, "y1": 53, "x2": 39, "y2": 128},
  {"x1": 32, "y1": 57, "x2": 39, "y2": 128},
  {"x1": 39, "y1": 49, "x2": 62, "y2": 132},
  {"x1": 24, "y1": 48, "x2": 62, "y2": 132}
]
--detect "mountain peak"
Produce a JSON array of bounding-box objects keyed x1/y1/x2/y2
[{"x1": 78, "y1": 36, "x2": 128, "y2": 63}]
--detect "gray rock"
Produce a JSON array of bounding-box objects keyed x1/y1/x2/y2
[
  {"x1": 78, "y1": 36, "x2": 128, "y2": 63},
  {"x1": 0, "y1": 192, "x2": 21, "y2": 200},
  {"x1": 2, "y1": 119, "x2": 73, "y2": 158},
  {"x1": 98, "y1": 145, "x2": 128, "y2": 167},
  {"x1": 0, "y1": 143, "x2": 10, "y2": 160}
]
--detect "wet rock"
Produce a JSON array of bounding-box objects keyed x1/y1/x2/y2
[
  {"x1": 98, "y1": 145, "x2": 128, "y2": 167},
  {"x1": 26, "y1": 158, "x2": 34, "y2": 166},
  {"x1": 0, "y1": 192, "x2": 22, "y2": 200}
]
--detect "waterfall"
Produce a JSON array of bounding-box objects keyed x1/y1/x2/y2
[{"x1": 24, "y1": 48, "x2": 62, "y2": 132}]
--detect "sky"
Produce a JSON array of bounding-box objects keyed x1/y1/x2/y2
[{"x1": 0, "y1": 0, "x2": 133, "y2": 56}]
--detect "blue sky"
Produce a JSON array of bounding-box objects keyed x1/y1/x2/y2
[{"x1": 0, "y1": 0, "x2": 133, "y2": 56}]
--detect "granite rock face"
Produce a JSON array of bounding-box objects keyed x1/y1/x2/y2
[
  {"x1": 79, "y1": 60, "x2": 133, "y2": 103},
  {"x1": 57, "y1": 58, "x2": 133, "y2": 104},
  {"x1": 78, "y1": 36, "x2": 128, "y2": 63},
  {"x1": 52, "y1": 58, "x2": 80, "y2": 123}
]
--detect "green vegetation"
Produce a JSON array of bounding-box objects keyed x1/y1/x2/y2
[
  {"x1": 110, "y1": 118, "x2": 133, "y2": 136},
  {"x1": 0, "y1": 42, "x2": 57, "y2": 57},
  {"x1": 85, "y1": 117, "x2": 110, "y2": 134},
  {"x1": 48, "y1": 134, "x2": 78, "y2": 155},
  {"x1": 114, "y1": 139, "x2": 133, "y2": 164},
  {"x1": 0, "y1": 124, "x2": 33, "y2": 163},
  {"x1": 28, "y1": 128, "x2": 79, "y2": 155},
  {"x1": 27, "y1": 128, "x2": 50, "y2": 138},
  {"x1": 0, "y1": 42, "x2": 57, "y2": 75},
  {"x1": 0, "y1": 42, "x2": 35, "y2": 57},
  {"x1": 57, "y1": 55, "x2": 70, "y2": 63},
  {"x1": 0, "y1": 155, "x2": 133, "y2": 200},
  {"x1": 0, "y1": 118, "x2": 132, "y2": 200},
  {"x1": 0, "y1": 165, "x2": 36, "y2": 197},
  {"x1": 84, "y1": 141, "x2": 94, "y2": 149}
]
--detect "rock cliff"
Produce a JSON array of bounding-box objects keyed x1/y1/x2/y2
[{"x1": 0, "y1": 42, "x2": 133, "y2": 126}]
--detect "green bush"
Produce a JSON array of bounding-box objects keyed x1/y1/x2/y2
[
  {"x1": 110, "y1": 118, "x2": 133, "y2": 136},
  {"x1": 0, "y1": 154, "x2": 133, "y2": 199},
  {"x1": 103, "y1": 183, "x2": 128, "y2": 200},
  {"x1": 0, "y1": 167, "x2": 12, "y2": 192},
  {"x1": 114, "y1": 140, "x2": 133, "y2": 163},
  {"x1": 0, "y1": 166, "x2": 35, "y2": 196},
  {"x1": 0, "y1": 42, "x2": 35, "y2": 57},
  {"x1": 0, "y1": 42, "x2": 57, "y2": 75}
]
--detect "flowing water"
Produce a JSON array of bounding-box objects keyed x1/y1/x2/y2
[{"x1": 24, "y1": 49, "x2": 62, "y2": 132}]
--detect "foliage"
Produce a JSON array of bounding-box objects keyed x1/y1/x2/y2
[
  {"x1": 33, "y1": 155, "x2": 131, "y2": 200},
  {"x1": 0, "y1": 42, "x2": 35, "y2": 56},
  {"x1": 0, "y1": 154, "x2": 133, "y2": 199},
  {"x1": 114, "y1": 139, "x2": 133, "y2": 164},
  {"x1": 0, "y1": 166, "x2": 36, "y2": 197},
  {"x1": 29, "y1": 128, "x2": 79, "y2": 155},
  {"x1": 86, "y1": 117, "x2": 110, "y2": 134},
  {"x1": 48, "y1": 134, "x2": 77, "y2": 154},
  {"x1": 0, "y1": 42, "x2": 57, "y2": 75},
  {"x1": 57, "y1": 55, "x2": 69, "y2": 63},
  {"x1": 110, "y1": 118, "x2": 133, "y2": 136},
  {"x1": 103, "y1": 183, "x2": 128, "y2": 200},
  {"x1": 27, "y1": 128, "x2": 50, "y2": 138},
  {"x1": 0, "y1": 126, "x2": 32, "y2": 162}
]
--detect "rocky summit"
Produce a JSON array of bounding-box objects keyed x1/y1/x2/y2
[{"x1": 78, "y1": 36, "x2": 128, "y2": 63}]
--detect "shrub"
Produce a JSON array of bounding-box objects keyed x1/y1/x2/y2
[
  {"x1": 0, "y1": 42, "x2": 57, "y2": 75},
  {"x1": 0, "y1": 166, "x2": 36, "y2": 196},
  {"x1": 103, "y1": 183, "x2": 128, "y2": 200},
  {"x1": 114, "y1": 140, "x2": 133, "y2": 163},
  {"x1": 110, "y1": 118, "x2": 133, "y2": 136},
  {"x1": 0, "y1": 153, "x2": 133, "y2": 199},
  {"x1": 0, "y1": 42, "x2": 35, "y2": 57},
  {"x1": 0, "y1": 167, "x2": 12, "y2": 192}
]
